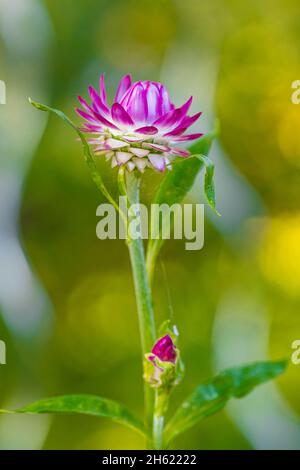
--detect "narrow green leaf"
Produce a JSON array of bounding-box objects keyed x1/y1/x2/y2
[
  {"x1": 28, "y1": 98, "x2": 119, "y2": 212},
  {"x1": 146, "y1": 130, "x2": 217, "y2": 283},
  {"x1": 164, "y1": 360, "x2": 287, "y2": 446},
  {"x1": 1, "y1": 394, "x2": 146, "y2": 437},
  {"x1": 195, "y1": 154, "x2": 220, "y2": 216}
]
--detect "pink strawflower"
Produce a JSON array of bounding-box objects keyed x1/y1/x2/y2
[{"x1": 77, "y1": 74, "x2": 203, "y2": 172}]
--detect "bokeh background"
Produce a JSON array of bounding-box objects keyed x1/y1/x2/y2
[{"x1": 0, "y1": 0, "x2": 300, "y2": 449}]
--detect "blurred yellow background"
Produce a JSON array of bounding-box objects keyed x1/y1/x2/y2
[{"x1": 0, "y1": 0, "x2": 300, "y2": 449}]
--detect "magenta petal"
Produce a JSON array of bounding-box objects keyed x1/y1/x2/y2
[
  {"x1": 88, "y1": 86, "x2": 110, "y2": 115},
  {"x1": 179, "y1": 112, "x2": 202, "y2": 128},
  {"x1": 153, "y1": 108, "x2": 182, "y2": 129},
  {"x1": 121, "y1": 83, "x2": 148, "y2": 123},
  {"x1": 92, "y1": 110, "x2": 120, "y2": 130},
  {"x1": 148, "y1": 354, "x2": 156, "y2": 363},
  {"x1": 78, "y1": 95, "x2": 95, "y2": 114},
  {"x1": 115, "y1": 74, "x2": 132, "y2": 103},
  {"x1": 111, "y1": 103, "x2": 134, "y2": 127},
  {"x1": 162, "y1": 112, "x2": 202, "y2": 136},
  {"x1": 170, "y1": 133, "x2": 203, "y2": 142},
  {"x1": 158, "y1": 83, "x2": 173, "y2": 115},
  {"x1": 164, "y1": 126, "x2": 188, "y2": 137},
  {"x1": 81, "y1": 127, "x2": 96, "y2": 134},
  {"x1": 82, "y1": 123, "x2": 104, "y2": 132},
  {"x1": 99, "y1": 74, "x2": 107, "y2": 106},
  {"x1": 120, "y1": 80, "x2": 174, "y2": 124},
  {"x1": 146, "y1": 143, "x2": 170, "y2": 152},
  {"x1": 170, "y1": 147, "x2": 190, "y2": 157},
  {"x1": 86, "y1": 124, "x2": 103, "y2": 130},
  {"x1": 152, "y1": 335, "x2": 172, "y2": 356},
  {"x1": 144, "y1": 82, "x2": 160, "y2": 123},
  {"x1": 76, "y1": 107, "x2": 99, "y2": 123},
  {"x1": 151, "y1": 335, "x2": 176, "y2": 362},
  {"x1": 179, "y1": 96, "x2": 193, "y2": 116},
  {"x1": 155, "y1": 86, "x2": 163, "y2": 118},
  {"x1": 134, "y1": 126, "x2": 158, "y2": 135}
]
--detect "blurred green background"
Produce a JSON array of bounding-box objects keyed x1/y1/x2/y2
[{"x1": 0, "y1": 0, "x2": 300, "y2": 449}]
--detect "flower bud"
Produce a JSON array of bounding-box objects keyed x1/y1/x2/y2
[
  {"x1": 148, "y1": 334, "x2": 177, "y2": 365},
  {"x1": 144, "y1": 335, "x2": 183, "y2": 389}
]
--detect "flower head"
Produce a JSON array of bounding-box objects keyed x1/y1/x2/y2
[{"x1": 77, "y1": 74, "x2": 203, "y2": 172}]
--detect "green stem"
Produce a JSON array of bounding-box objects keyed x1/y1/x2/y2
[
  {"x1": 119, "y1": 169, "x2": 156, "y2": 445},
  {"x1": 153, "y1": 389, "x2": 170, "y2": 450},
  {"x1": 146, "y1": 242, "x2": 159, "y2": 288},
  {"x1": 127, "y1": 236, "x2": 156, "y2": 354},
  {"x1": 128, "y1": 237, "x2": 155, "y2": 443}
]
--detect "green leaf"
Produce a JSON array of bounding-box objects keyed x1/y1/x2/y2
[
  {"x1": 195, "y1": 154, "x2": 220, "y2": 216},
  {"x1": 146, "y1": 130, "x2": 217, "y2": 283},
  {"x1": 164, "y1": 360, "x2": 287, "y2": 446},
  {"x1": 28, "y1": 98, "x2": 119, "y2": 212},
  {"x1": 152, "y1": 130, "x2": 217, "y2": 207},
  {"x1": 0, "y1": 394, "x2": 146, "y2": 437}
]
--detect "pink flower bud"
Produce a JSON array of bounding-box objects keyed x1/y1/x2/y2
[{"x1": 148, "y1": 335, "x2": 177, "y2": 365}]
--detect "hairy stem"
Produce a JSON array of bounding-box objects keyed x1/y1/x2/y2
[
  {"x1": 127, "y1": 236, "x2": 156, "y2": 355},
  {"x1": 119, "y1": 169, "x2": 156, "y2": 445},
  {"x1": 146, "y1": 242, "x2": 160, "y2": 288},
  {"x1": 153, "y1": 389, "x2": 169, "y2": 450}
]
